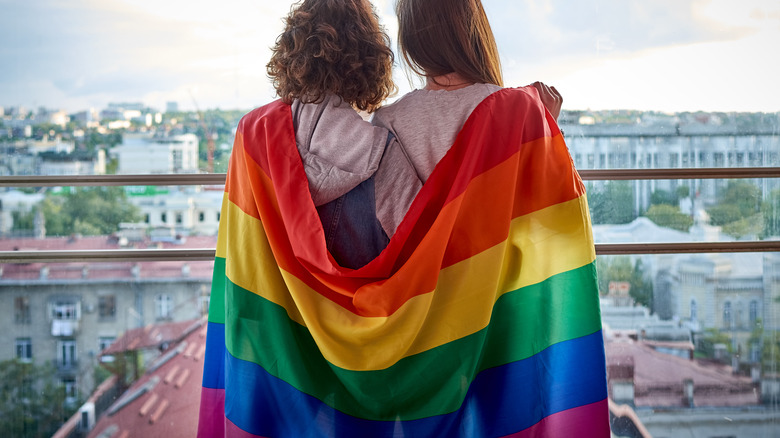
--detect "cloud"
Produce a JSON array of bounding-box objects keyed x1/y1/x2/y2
[
  {"x1": 0, "y1": 0, "x2": 289, "y2": 111},
  {"x1": 486, "y1": 0, "x2": 780, "y2": 111},
  {"x1": 1, "y1": 0, "x2": 778, "y2": 112},
  {"x1": 486, "y1": 0, "x2": 750, "y2": 64}
]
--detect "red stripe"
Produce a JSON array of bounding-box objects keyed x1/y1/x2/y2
[
  {"x1": 502, "y1": 399, "x2": 610, "y2": 438},
  {"x1": 197, "y1": 387, "x2": 226, "y2": 438}
]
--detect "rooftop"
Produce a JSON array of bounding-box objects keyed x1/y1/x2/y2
[
  {"x1": 606, "y1": 335, "x2": 759, "y2": 408},
  {"x1": 87, "y1": 318, "x2": 207, "y2": 438}
]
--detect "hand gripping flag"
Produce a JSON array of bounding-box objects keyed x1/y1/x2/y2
[{"x1": 198, "y1": 87, "x2": 610, "y2": 437}]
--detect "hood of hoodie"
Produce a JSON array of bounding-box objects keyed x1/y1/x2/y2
[{"x1": 292, "y1": 95, "x2": 390, "y2": 206}]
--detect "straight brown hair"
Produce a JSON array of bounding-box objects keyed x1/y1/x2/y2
[{"x1": 396, "y1": 0, "x2": 503, "y2": 87}]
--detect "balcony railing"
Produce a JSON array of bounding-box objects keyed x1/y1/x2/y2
[{"x1": 3, "y1": 168, "x2": 780, "y2": 263}]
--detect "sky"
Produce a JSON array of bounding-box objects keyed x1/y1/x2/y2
[{"x1": 1, "y1": 0, "x2": 778, "y2": 114}]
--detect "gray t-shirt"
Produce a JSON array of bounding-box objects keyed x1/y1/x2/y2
[{"x1": 372, "y1": 83, "x2": 502, "y2": 236}]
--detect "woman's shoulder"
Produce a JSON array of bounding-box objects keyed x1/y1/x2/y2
[
  {"x1": 374, "y1": 83, "x2": 502, "y2": 121},
  {"x1": 238, "y1": 99, "x2": 290, "y2": 130}
]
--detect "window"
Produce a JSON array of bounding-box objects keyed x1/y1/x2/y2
[
  {"x1": 15, "y1": 337, "x2": 32, "y2": 361},
  {"x1": 723, "y1": 301, "x2": 732, "y2": 329},
  {"x1": 62, "y1": 377, "x2": 78, "y2": 403},
  {"x1": 669, "y1": 152, "x2": 679, "y2": 168},
  {"x1": 736, "y1": 302, "x2": 744, "y2": 329},
  {"x1": 749, "y1": 300, "x2": 758, "y2": 326},
  {"x1": 52, "y1": 301, "x2": 79, "y2": 320},
  {"x1": 199, "y1": 211, "x2": 205, "y2": 222},
  {"x1": 99, "y1": 336, "x2": 116, "y2": 363},
  {"x1": 750, "y1": 341, "x2": 761, "y2": 363},
  {"x1": 155, "y1": 294, "x2": 173, "y2": 320},
  {"x1": 176, "y1": 213, "x2": 183, "y2": 224},
  {"x1": 161, "y1": 212, "x2": 168, "y2": 223},
  {"x1": 172, "y1": 149, "x2": 183, "y2": 171},
  {"x1": 14, "y1": 296, "x2": 30, "y2": 324},
  {"x1": 690, "y1": 299, "x2": 697, "y2": 321},
  {"x1": 57, "y1": 340, "x2": 77, "y2": 369},
  {"x1": 98, "y1": 295, "x2": 116, "y2": 319},
  {"x1": 98, "y1": 336, "x2": 115, "y2": 351}
]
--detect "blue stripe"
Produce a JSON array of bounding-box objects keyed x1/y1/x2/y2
[
  {"x1": 220, "y1": 330, "x2": 607, "y2": 438},
  {"x1": 202, "y1": 321, "x2": 226, "y2": 389}
]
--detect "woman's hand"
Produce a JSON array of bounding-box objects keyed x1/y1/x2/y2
[{"x1": 531, "y1": 81, "x2": 562, "y2": 120}]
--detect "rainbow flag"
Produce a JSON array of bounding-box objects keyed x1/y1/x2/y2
[{"x1": 198, "y1": 87, "x2": 609, "y2": 437}]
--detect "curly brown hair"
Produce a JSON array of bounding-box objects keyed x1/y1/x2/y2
[{"x1": 267, "y1": 0, "x2": 395, "y2": 113}]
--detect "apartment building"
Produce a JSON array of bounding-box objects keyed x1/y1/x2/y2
[{"x1": 0, "y1": 235, "x2": 215, "y2": 398}]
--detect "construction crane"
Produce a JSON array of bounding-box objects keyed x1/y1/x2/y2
[{"x1": 189, "y1": 90, "x2": 215, "y2": 173}]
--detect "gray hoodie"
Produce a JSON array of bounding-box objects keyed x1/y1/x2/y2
[{"x1": 291, "y1": 94, "x2": 390, "y2": 207}]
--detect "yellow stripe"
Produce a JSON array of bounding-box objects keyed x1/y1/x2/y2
[
  {"x1": 215, "y1": 195, "x2": 229, "y2": 259},
  {"x1": 221, "y1": 195, "x2": 595, "y2": 371}
]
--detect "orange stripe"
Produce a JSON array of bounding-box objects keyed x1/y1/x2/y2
[{"x1": 225, "y1": 131, "x2": 260, "y2": 219}]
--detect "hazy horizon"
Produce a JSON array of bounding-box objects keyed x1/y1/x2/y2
[{"x1": 2, "y1": 0, "x2": 779, "y2": 114}]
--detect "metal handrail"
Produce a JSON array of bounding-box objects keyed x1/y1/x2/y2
[
  {"x1": 2, "y1": 167, "x2": 780, "y2": 263},
  {"x1": 2, "y1": 240, "x2": 780, "y2": 263},
  {"x1": 2, "y1": 167, "x2": 780, "y2": 187}
]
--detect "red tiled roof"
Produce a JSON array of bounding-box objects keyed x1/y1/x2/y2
[
  {"x1": 101, "y1": 319, "x2": 203, "y2": 355},
  {"x1": 606, "y1": 339, "x2": 759, "y2": 407},
  {"x1": 88, "y1": 318, "x2": 208, "y2": 438}
]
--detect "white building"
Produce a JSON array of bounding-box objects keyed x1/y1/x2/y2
[
  {"x1": 126, "y1": 186, "x2": 223, "y2": 236},
  {"x1": 0, "y1": 190, "x2": 46, "y2": 235},
  {"x1": 39, "y1": 149, "x2": 106, "y2": 176},
  {"x1": 113, "y1": 133, "x2": 199, "y2": 174},
  {"x1": 562, "y1": 121, "x2": 780, "y2": 213}
]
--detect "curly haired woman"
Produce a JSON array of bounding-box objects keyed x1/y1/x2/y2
[{"x1": 266, "y1": 0, "x2": 396, "y2": 268}]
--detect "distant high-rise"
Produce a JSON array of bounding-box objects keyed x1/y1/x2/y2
[{"x1": 166, "y1": 101, "x2": 179, "y2": 113}]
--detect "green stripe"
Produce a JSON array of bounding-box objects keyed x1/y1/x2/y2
[
  {"x1": 207, "y1": 257, "x2": 226, "y2": 324},
  {"x1": 223, "y1": 262, "x2": 602, "y2": 421}
]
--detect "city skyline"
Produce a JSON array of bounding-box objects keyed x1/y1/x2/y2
[{"x1": 1, "y1": 0, "x2": 779, "y2": 114}]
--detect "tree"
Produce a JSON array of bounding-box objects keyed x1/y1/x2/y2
[
  {"x1": 721, "y1": 214, "x2": 763, "y2": 239},
  {"x1": 596, "y1": 256, "x2": 653, "y2": 309},
  {"x1": 762, "y1": 189, "x2": 780, "y2": 238},
  {"x1": 650, "y1": 189, "x2": 677, "y2": 206},
  {"x1": 11, "y1": 210, "x2": 35, "y2": 232},
  {"x1": 709, "y1": 180, "x2": 761, "y2": 226},
  {"x1": 708, "y1": 203, "x2": 743, "y2": 226},
  {"x1": 41, "y1": 187, "x2": 142, "y2": 236},
  {"x1": 0, "y1": 360, "x2": 75, "y2": 438},
  {"x1": 629, "y1": 259, "x2": 654, "y2": 309},
  {"x1": 696, "y1": 328, "x2": 733, "y2": 359},
  {"x1": 644, "y1": 204, "x2": 693, "y2": 231},
  {"x1": 676, "y1": 185, "x2": 691, "y2": 200},
  {"x1": 587, "y1": 181, "x2": 636, "y2": 224},
  {"x1": 746, "y1": 321, "x2": 780, "y2": 373}
]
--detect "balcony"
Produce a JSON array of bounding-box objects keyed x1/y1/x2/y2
[{"x1": 51, "y1": 318, "x2": 80, "y2": 337}]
